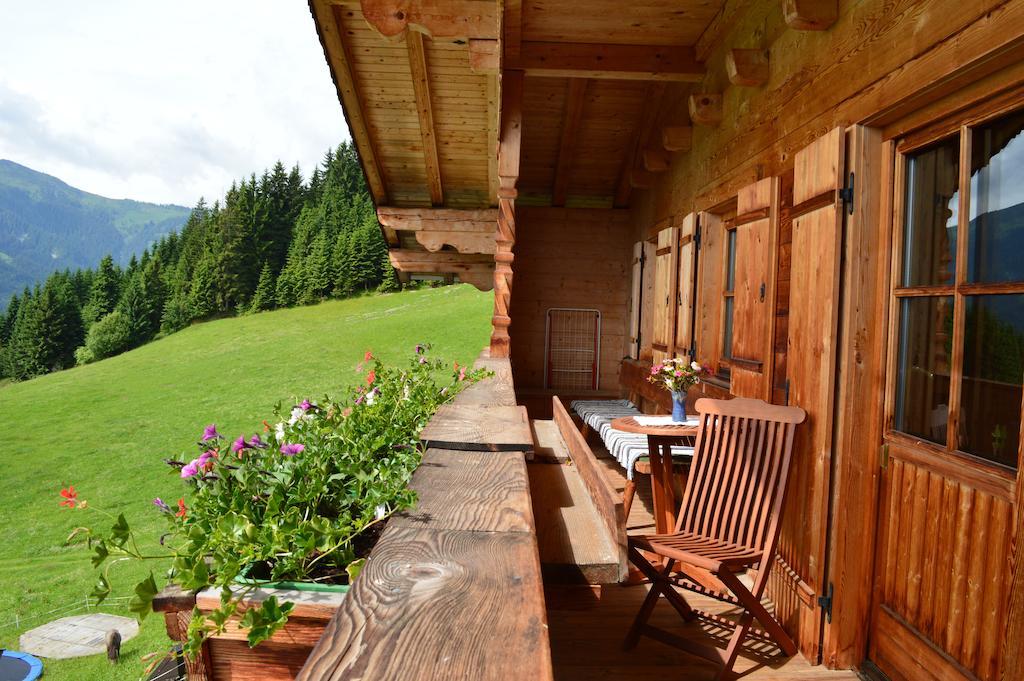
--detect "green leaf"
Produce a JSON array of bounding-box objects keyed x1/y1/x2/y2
[
  {"x1": 90, "y1": 542, "x2": 109, "y2": 568},
  {"x1": 346, "y1": 558, "x2": 366, "y2": 583},
  {"x1": 128, "y1": 572, "x2": 158, "y2": 620},
  {"x1": 109, "y1": 513, "x2": 131, "y2": 548},
  {"x1": 89, "y1": 574, "x2": 111, "y2": 604}
]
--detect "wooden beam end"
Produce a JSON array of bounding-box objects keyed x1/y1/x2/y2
[
  {"x1": 726, "y1": 49, "x2": 769, "y2": 87},
  {"x1": 688, "y1": 94, "x2": 723, "y2": 127},
  {"x1": 782, "y1": 0, "x2": 838, "y2": 31}
]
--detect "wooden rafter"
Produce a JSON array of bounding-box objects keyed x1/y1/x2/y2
[
  {"x1": 377, "y1": 206, "x2": 497, "y2": 253},
  {"x1": 358, "y1": 0, "x2": 499, "y2": 40},
  {"x1": 551, "y1": 79, "x2": 588, "y2": 207},
  {"x1": 507, "y1": 42, "x2": 704, "y2": 82},
  {"x1": 406, "y1": 31, "x2": 443, "y2": 205},
  {"x1": 614, "y1": 82, "x2": 667, "y2": 207},
  {"x1": 310, "y1": 0, "x2": 387, "y2": 203},
  {"x1": 503, "y1": 0, "x2": 522, "y2": 60}
]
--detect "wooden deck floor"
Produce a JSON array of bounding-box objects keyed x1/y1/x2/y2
[{"x1": 545, "y1": 444, "x2": 860, "y2": 681}]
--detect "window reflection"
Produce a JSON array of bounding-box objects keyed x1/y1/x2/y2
[
  {"x1": 960, "y1": 295, "x2": 1024, "y2": 467},
  {"x1": 895, "y1": 296, "x2": 954, "y2": 445},
  {"x1": 968, "y1": 110, "x2": 1024, "y2": 284},
  {"x1": 902, "y1": 139, "x2": 959, "y2": 287}
]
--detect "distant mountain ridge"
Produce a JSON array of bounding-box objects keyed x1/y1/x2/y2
[{"x1": 0, "y1": 159, "x2": 190, "y2": 303}]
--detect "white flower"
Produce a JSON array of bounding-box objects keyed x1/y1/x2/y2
[
  {"x1": 375, "y1": 504, "x2": 388, "y2": 520},
  {"x1": 691, "y1": 361, "x2": 702, "y2": 371},
  {"x1": 366, "y1": 389, "x2": 377, "y2": 405},
  {"x1": 403, "y1": 384, "x2": 411, "y2": 401},
  {"x1": 274, "y1": 422, "x2": 285, "y2": 441}
]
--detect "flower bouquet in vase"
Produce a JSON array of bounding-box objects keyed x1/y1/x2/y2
[{"x1": 648, "y1": 358, "x2": 709, "y2": 422}]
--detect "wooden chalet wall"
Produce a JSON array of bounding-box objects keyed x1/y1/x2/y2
[
  {"x1": 509, "y1": 207, "x2": 633, "y2": 392},
  {"x1": 628, "y1": 0, "x2": 1024, "y2": 676}
]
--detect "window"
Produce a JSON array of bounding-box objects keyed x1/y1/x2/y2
[
  {"x1": 892, "y1": 109, "x2": 1024, "y2": 468},
  {"x1": 544, "y1": 308, "x2": 600, "y2": 391}
]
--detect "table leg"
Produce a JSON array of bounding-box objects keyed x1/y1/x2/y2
[
  {"x1": 646, "y1": 435, "x2": 670, "y2": 536},
  {"x1": 659, "y1": 441, "x2": 677, "y2": 533}
]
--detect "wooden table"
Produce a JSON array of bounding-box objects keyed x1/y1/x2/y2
[{"x1": 610, "y1": 416, "x2": 698, "y2": 535}]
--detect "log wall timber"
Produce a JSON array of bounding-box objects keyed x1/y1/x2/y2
[
  {"x1": 298, "y1": 352, "x2": 552, "y2": 681},
  {"x1": 509, "y1": 207, "x2": 633, "y2": 392},
  {"x1": 628, "y1": 0, "x2": 1024, "y2": 673},
  {"x1": 491, "y1": 70, "x2": 523, "y2": 358}
]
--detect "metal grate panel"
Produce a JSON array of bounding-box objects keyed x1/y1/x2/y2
[{"x1": 545, "y1": 308, "x2": 601, "y2": 391}]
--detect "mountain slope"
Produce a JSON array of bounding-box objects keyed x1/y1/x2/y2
[
  {"x1": 0, "y1": 284, "x2": 492, "y2": 680},
  {"x1": 0, "y1": 160, "x2": 191, "y2": 302}
]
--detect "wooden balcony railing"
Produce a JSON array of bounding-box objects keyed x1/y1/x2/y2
[{"x1": 297, "y1": 350, "x2": 553, "y2": 680}]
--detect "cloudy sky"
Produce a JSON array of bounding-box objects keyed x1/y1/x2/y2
[{"x1": 0, "y1": 1, "x2": 350, "y2": 207}]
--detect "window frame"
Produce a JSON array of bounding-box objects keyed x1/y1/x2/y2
[{"x1": 887, "y1": 111, "x2": 1024, "y2": 472}]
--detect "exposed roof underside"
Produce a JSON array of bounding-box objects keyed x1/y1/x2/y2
[{"x1": 310, "y1": 0, "x2": 744, "y2": 283}]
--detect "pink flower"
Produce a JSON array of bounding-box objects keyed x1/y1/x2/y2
[
  {"x1": 231, "y1": 435, "x2": 247, "y2": 453},
  {"x1": 201, "y1": 424, "x2": 221, "y2": 442},
  {"x1": 364, "y1": 351, "x2": 373, "y2": 361},
  {"x1": 59, "y1": 486, "x2": 78, "y2": 508},
  {"x1": 458, "y1": 367, "x2": 466, "y2": 382},
  {"x1": 299, "y1": 399, "x2": 312, "y2": 411},
  {"x1": 280, "y1": 443, "x2": 305, "y2": 456},
  {"x1": 366, "y1": 369, "x2": 376, "y2": 386},
  {"x1": 180, "y1": 460, "x2": 200, "y2": 479}
]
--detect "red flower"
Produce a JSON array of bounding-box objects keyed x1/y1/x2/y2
[
  {"x1": 59, "y1": 486, "x2": 78, "y2": 508},
  {"x1": 364, "y1": 350, "x2": 373, "y2": 361},
  {"x1": 176, "y1": 498, "x2": 187, "y2": 519},
  {"x1": 366, "y1": 369, "x2": 376, "y2": 386}
]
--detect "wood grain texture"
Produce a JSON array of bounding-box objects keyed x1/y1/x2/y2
[
  {"x1": 419, "y1": 404, "x2": 534, "y2": 452},
  {"x1": 406, "y1": 31, "x2": 443, "y2": 205},
  {"x1": 508, "y1": 42, "x2": 704, "y2": 82},
  {"x1": 392, "y1": 448, "x2": 535, "y2": 533},
  {"x1": 297, "y1": 525, "x2": 552, "y2": 681}
]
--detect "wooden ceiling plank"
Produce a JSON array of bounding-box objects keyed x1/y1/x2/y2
[
  {"x1": 469, "y1": 39, "x2": 500, "y2": 73},
  {"x1": 406, "y1": 31, "x2": 444, "y2": 205},
  {"x1": 783, "y1": 0, "x2": 838, "y2": 31},
  {"x1": 613, "y1": 82, "x2": 667, "y2": 207},
  {"x1": 726, "y1": 48, "x2": 769, "y2": 87},
  {"x1": 359, "y1": 0, "x2": 500, "y2": 40},
  {"x1": 311, "y1": 0, "x2": 388, "y2": 203},
  {"x1": 509, "y1": 42, "x2": 704, "y2": 82},
  {"x1": 551, "y1": 78, "x2": 589, "y2": 207}
]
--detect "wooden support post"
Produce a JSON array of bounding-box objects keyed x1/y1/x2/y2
[
  {"x1": 661, "y1": 126, "x2": 693, "y2": 152},
  {"x1": 726, "y1": 48, "x2": 769, "y2": 87},
  {"x1": 688, "y1": 94, "x2": 723, "y2": 126},
  {"x1": 782, "y1": 0, "x2": 838, "y2": 31},
  {"x1": 491, "y1": 71, "x2": 523, "y2": 358}
]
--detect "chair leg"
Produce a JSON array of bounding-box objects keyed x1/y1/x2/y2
[
  {"x1": 624, "y1": 546, "x2": 696, "y2": 650},
  {"x1": 623, "y1": 478, "x2": 636, "y2": 521},
  {"x1": 717, "y1": 569, "x2": 797, "y2": 657}
]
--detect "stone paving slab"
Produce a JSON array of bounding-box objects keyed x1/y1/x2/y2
[{"x1": 19, "y1": 613, "x2": 139, "y2": 659}]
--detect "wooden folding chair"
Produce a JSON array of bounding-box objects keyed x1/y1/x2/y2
[{"x1": 623, "y1": 397, "x2": 806, "y2": 680}]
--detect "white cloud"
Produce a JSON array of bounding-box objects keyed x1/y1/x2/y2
[{"x1": 0, "y1": 1, "x2": 349, "y2": 206}]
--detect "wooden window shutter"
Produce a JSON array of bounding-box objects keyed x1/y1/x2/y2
[
  {"x1": 730, "y1": 177, "x2": 778, "y2": 399},
  {"x1": 639, "y1": 239, "x2": 657, "y2": 361},
  {"x1": 652, "y1": 224, "x2": 678, "y2": 363},
  {"x1": 769, "y1": 126, "x2": 847, "y2": 661},
  {"x1": 696, "y1": 212, "x2": 724, "y2": 371},
  {"x1": 675, "y1": 213, "x2": 698, "y2": 360},
  {"x1": 628, "y1": 241, "x2": 643, "y2": 359}
]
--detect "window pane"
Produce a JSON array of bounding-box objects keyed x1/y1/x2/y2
[
  {"x1": 968, "y1": 110, "x2": 1024, "y2": 283},
  {"x1": 960, "y1": 295, "x2": 1024, "y2": 468},
  {"x1": 895, "y1": 296, "x2": 954, "y2": 444},
  {"x1": 725, "y1": 229, "x2": 737, "y2": 292},
  {"x1": 723, "y1": 296, "x2": 734, "y2": 361},
  {"x1": 902, "y1": 139, "x2": 959, "y2": 287}
]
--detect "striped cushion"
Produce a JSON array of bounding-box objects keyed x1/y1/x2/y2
[{"x1": 570, "y1": 399, "x2": 694, "y2": 480}]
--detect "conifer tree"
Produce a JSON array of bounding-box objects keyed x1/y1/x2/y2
[
  {"x1": 83, "y1": 255, "x2": 121, "y2": 327},
  {"x1": 187, "y1": 250, "x2": 219, "y2": 321},
  {"x1": 378, "y1": 251, "x2": 400, "y2": 293},
  {"x1": 249, "y1": 263, "x2": 276, "y2": 313}
]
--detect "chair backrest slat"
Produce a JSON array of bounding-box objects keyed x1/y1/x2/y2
[{"x1": 676, "y1": 398, "x2": 806, "y2": 554}]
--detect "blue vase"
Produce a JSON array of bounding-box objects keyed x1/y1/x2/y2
[{"x1": 671, "y1": 391, "x2": 687, "y2": 422}]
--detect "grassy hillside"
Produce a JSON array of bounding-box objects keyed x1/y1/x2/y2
[
  {"x1": 0, "y1": 159, "x2": 191, "y2": 302},
  {"x1": 0, "y1": 285, "x2": 492, "y2": 679}
]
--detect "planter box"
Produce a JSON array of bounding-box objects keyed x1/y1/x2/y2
[{"x1": 154, "y1": 584, "x2": 347, "y2": 681}]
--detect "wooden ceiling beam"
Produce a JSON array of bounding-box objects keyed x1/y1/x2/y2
[
  {"x1": 689, "y1": 93, "x2": 723, "y2": 126},
  {"x1": 726, "y1": 48, "x2": 769, "y2": 87},
  {"x1": 503, "y1": 0, "x2": 523, "y2": 60},
  {"x1": 406, "y1": 31, "x2": 444, "y2": 206},
  {"x1": 358, "y1": 0, "x2": 499, "y2": 40},
  {"x1": 311, "y1": 1, "x2": 388, "y2": 203},
  {"x1": 783, "y1": 0, "x2": 838, "y2": 31},
  {"x1": 377, "y1": 207, "x2": 498, "y2": 231},
  {"x1": 614, "y1": 82, "x2": 667, "y2": 207},
  {"x1": 508, "y1": 42, "x2": 704, "y2": 82},
  {"x1": 552, "y1": 78, "x2": 589, "y2": 207},
  {"x1": 661, "y1": 126, "x2": 693, "y2": 152},
  {"x1": 388, "y1": 250, "x2": 495, "y2": 291}
]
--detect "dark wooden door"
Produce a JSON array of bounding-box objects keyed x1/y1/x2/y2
[{"x1": 867, "y1": 114, "x2": 1022, "y2": 681}]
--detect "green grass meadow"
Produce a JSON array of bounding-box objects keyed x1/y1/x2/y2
[{"x1": 0, "y1": 285, "x2": 492, "y2": 679}]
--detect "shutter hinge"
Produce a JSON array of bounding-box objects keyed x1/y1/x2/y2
[
  {"x1": 783, "y1": 379, "x2": 791, "y2": 406},
  {"x1": 694, "y1": 225, "x2": 702, "y2": 251},
  {"x1": 839, "y1": 171, "x2": 855, "y2": 215},
  {"x1": 818, "y1": 582, "x2": 834, "y2": 623},
  {"x1": 677, "y1": 291, "x2": 682, "y2": 307},
  {"x1": 880, "y1": 443, "x2": 889, "y2": 470}
]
